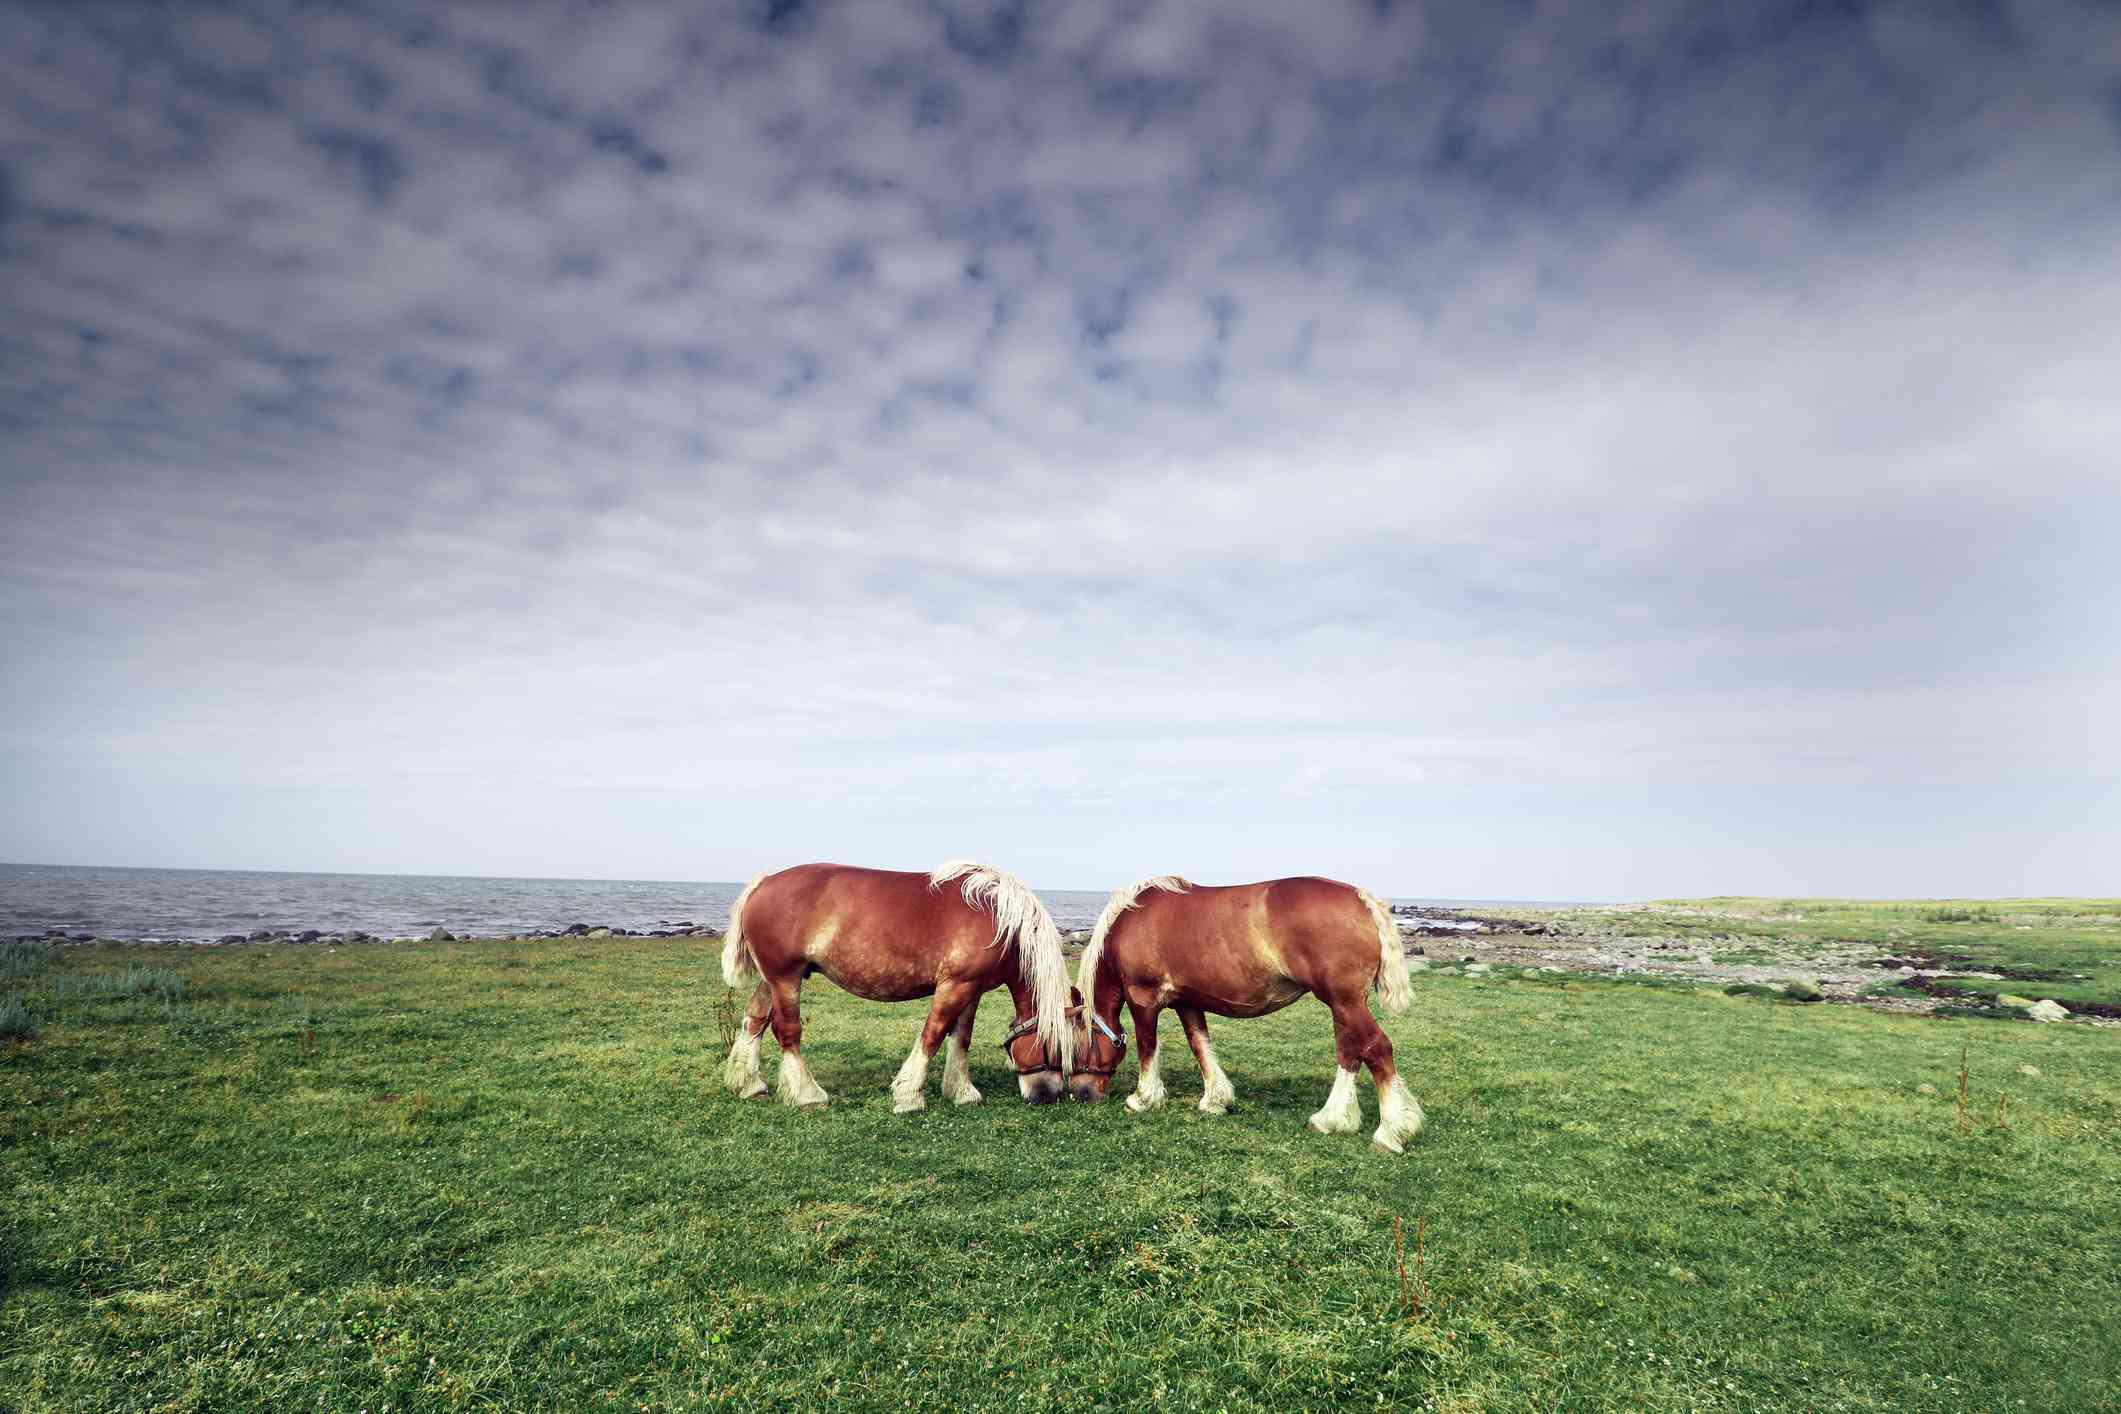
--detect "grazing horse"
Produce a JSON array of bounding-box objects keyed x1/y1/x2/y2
[
  {"x1": 720, "y1": 860, "x2": 1075, "y2": 1109},
  {"x1": 1067, "y1": 875, "x2": 1424, "y2": 1153}
]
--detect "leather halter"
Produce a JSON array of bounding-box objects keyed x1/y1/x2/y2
[{"x1": 997, "y1": 1009, "x2": 1126, "y2": 1077}]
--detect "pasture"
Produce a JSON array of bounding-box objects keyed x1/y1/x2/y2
[{"x1": 3, "y1": 921, "x2": 2117, "y2": 1411}]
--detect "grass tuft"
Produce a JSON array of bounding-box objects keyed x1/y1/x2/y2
[
  {"x1": 50, "y1": 965, "x2": 188, "y2": 1004},
  {"x1": 0, "y1": 992, "x2": 33, "y2": 1040},
  {"x1": 0, "y1": 939, "x2": 55, "y2": 981}
]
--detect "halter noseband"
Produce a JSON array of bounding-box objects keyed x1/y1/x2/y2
[{"x1": 997, "y1": 1009, "x2": 1126, "y2": 1077}]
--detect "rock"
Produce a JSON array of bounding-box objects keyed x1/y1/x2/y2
[
  {"x1": 1995, "y1": 994, "x2": 2035, "y2": 1009},
  {"x1": 248, "y1": 930, "x2": 274, "y2": 942},
  {"x1": 1463, "y1": 962, "x2": 1491, "y2": 976},
  {"x1": 1406, "y1": 957, "x2": 1429, "y2": 972},
  {"x1": 1917, "y1": 1082, "x2": 1938, "y2": 1095},
  {"x1": 687, "y1": 927, "x2": 720, "y2": 938},
  {"x1": 217, "y1": 933, "x2": 245, "y2": 945},
  {"x1": 562, "y1": 923, "x2": 590, "y2": 936},
  {"x1": 428, "y1": 927, "x2": 455, "y2": 942},
  {"x1": 345, "y1": 931, "x2": 371, "y2": 943},
  {"x1": 2026, "y1": 999, "x2": 2069, "y2": 1023},
  {"x1": 2017, "y1": 1064, "x2": 2041, "y2": 1077},
  {"x1": 296, "y1": 929, "x2": 321, "y2": 943},
  {"x1": 1782, "y1": 977, "x2": 1823, "y2": 1002},
  {"x1": 586, "y1": 927, "x2": 612, "y2": 939}
]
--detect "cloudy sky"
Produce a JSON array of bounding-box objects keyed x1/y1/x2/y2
[{"x1": 2, "y1": 1, "x2": 2117, "y2": 899}]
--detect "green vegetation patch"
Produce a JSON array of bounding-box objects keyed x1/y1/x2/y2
[{"x1": 2, "y1": 936, "x2": 2117, "y2": 1412}]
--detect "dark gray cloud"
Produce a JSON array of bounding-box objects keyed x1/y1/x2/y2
[{"x1": 1, "y1": 0, "x2": 2117, "y2": 895}]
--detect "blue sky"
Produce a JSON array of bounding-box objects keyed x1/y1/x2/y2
[{"x1": 2, "y1": 0, "x2": 2118, "y2": 898}]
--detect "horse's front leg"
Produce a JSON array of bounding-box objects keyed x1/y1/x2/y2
[
  {"x1": 1124, "y1": 999, "x2": 1168, "y2": 1112},
  {"x1": 1176, "y1": 1005, "x2": 1236, "y2": 1115},
  {"x1": 892, "y1": 978, "x2": 983, "y2": 1113},
  {"x1": 940, "y1": 992, "x2": 983, "y2": 1106}
]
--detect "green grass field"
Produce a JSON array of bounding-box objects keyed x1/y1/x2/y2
[{"x1": 3, "y1": 922, "x2": 2118, "y2": 1411}]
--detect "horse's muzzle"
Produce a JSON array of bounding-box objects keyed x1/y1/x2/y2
[{"x1": 1020, "y1": 1072, "x2": 1063, "y2": 1105}]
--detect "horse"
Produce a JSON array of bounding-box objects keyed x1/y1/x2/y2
[
  {"x1": 719, "y1": 860, "x2": 1075, "y2": 1109},
  {"x1": 1066, "y1": 875, "x2": 1424, "y2": 1153}
]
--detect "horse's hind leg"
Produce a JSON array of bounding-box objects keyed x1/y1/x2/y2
[
  {"x1": 1177, "y1": 1006, "x2": 1236, "y2": 1115},
  {"x1": 722, "y1": 981, "x2": 772, "y2": 1099},
  {"x1": 1124, "y1": 1001, "x2": 1168, "y2": 1112},
  {"x1": 892, "y1": 978, "x2": 982, "y2": 1113},
  {"x1": 940, "y1": 993, "x2": 983, "y2": 1106},
  {"x1": 1320, "y1": 994, "x2": 1424, "y2": 1153},
  {"x1": 1307, "y1": 997, "x2": 1370, "y2": 1137},
  {"x1": 770, "y1": 976, "x2": 829, "y2": 1107}
]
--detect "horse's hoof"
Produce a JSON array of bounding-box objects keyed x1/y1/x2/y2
[
  {"x1": 951, "y1": 1088, "x2": 984, "y2": 1106},
  {"x1": 739, "y1": 1082, "x2": 769, "y2": 1100},
  {"x1": 1308, "y1": 1114, "x2": 1358, "y2": 1136},
  {"x1": 1197, "y1": 1098, "x2": 1228, "y2": 1116},
  {"x1": 892, "y1": 1096, "x2": 926, "y2": 1115},
  {"x1": 1125, "y1": 1092, "x2": 1164, "y2": 1113},
  {"x1": 1370, "y1": 1133, "x2": 1405, "y2": 1155}
]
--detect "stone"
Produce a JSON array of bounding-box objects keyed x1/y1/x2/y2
[
  {"x1": 1782, "y1": 977, "x2": 1824, "y2": 1002},
  {"x1": 217, "y1": 933, "x2": 245, "y2": 945},
  {"x1": 562, "y1": 923, "x2": 590, "y2": 936},
  {"x1": 296, "y1": 930, "x2": 321, "y2": 943},
  {"x1": 1405, "y1": 956, "x2": 1429, "y2": 972},
  {"x1": 2017, "y1": 1064, "x2": 2041, "y2": 1077},
  {"x1": 688, "y1": 927, "x2": 720, "y2": 938},
  {"x1": 586, "y1": 927, "x2": 613, "y2": 939},
  {"x1": 1463, "y1": 962, "x2": 1491, "y2": 976},
  {"x1": 1917, "y1": 1082, "x2": 1938, "y2": 1095},
  {"x1": 1995, "y1": 994, "x2": 2035, "y2": 1009},
  {"x1": 428, "y1": 927, "x2": 455, "y2": 942},
  {"x1": 2026, "y1": 999, "x2": 2069, "y2": 1023},
  {"x1": 248, "y1": 930, "x2": 274, "y2": 942}
]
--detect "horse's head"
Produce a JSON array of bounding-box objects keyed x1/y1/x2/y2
[
  {"x1": 997, "y1": 1006, "x2": 1067, "y2": 1104},
  {"x1": 1066, "y1": 986, "x2": 1126, "y2": 1102}
]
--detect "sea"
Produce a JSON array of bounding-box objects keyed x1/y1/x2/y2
[{"x1": 0, "y1": 862, "x2": 1580, "y2": 942}]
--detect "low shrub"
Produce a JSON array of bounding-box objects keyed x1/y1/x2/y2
[
  {"x1": 52, "y1": 967, "x2": 188, "y2": 1005},
  {"x1": 0, "y1": 940, "x2": 54, "y2": 981}
]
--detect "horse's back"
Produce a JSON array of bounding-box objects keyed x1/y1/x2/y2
[
  {"x1": 1119, "y1": 876, "x2": 1375, "y2": 1011},
  {"x1": 744, "y1": 862, "x2": 996, "y2": 1000}
]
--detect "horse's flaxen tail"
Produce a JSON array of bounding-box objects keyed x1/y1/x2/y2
[
  {"x1": 930, "y1": 860, "x2": 1073, "y2": 1071},
  {"x1": 719, "y1": 872, "x2": 769, "y2": 988},
  {"x1": 1359, "y1": 887, "x2": 1413, "y2": 1015}
]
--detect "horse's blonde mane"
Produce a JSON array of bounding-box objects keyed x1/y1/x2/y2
[
  {"x1": 928, "y1": 860, "x2": 1072, "y2": 1069},
  {"x1": 1076, "y1": 875, "x2": 1190, "y2": 1005}
]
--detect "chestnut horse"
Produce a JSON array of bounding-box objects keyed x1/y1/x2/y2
[
  {"x1": 720, "y1": 860, "x2": 1074, "y2": 1109},
  {"x1": 1067, "y1": 875, "x2": 1423, "y2": 1153}
]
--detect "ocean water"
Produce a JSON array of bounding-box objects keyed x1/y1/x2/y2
[
  {"x1": 0, "y1": 862, "x2": 1114, "y2": 941},
  {"x1": 0, "y1": 862, "x2": 1582, "y2": 943}
]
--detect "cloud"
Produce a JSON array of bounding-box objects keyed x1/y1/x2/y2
[{"x1": 1, "y1": 0, "x2": 2118, "y2": 892}]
